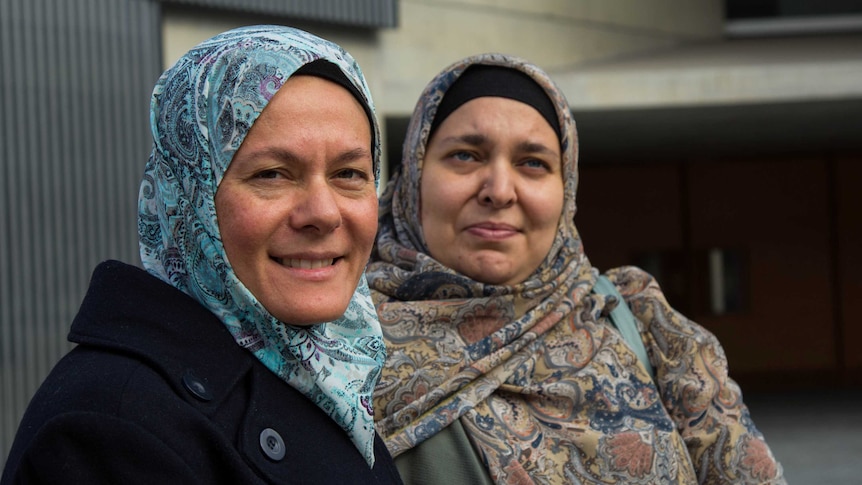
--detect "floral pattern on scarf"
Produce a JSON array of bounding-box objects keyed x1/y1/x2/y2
[
  {"x1": 138, "y1": 25, "x2": 384, "y2": 466},
  {"x1": 367, "y1": 53, "x2": 784, "y2": 483}
]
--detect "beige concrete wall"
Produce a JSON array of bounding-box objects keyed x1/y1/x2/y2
[
  {"x1": 161, "y1": 10, "x2": 384, "y2": 114},
  {"x1": 161, "y1": 0, "x2": 724, "y2": 115},
  {"x1": 375, "y1": 0, "x2": 723, "y2": 113},
  {"x1": 161, "y1": 12, "x2": 382, "y2": 89}
]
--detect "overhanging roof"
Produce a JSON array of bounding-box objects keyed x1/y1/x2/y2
[
  {"x1": 548, "y1": 34, "x2": 862, "y2": 162},
  {"x1": 551, "y1": 34, "x2": 862, "y2": 109}
]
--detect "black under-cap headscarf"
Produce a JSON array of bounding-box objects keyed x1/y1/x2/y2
[
  {"x1": 294, "y1": 59, "x2": 376, "y2": 148},
  {"x1": 427, "y1": 64, "x2": 562, "y2": 141}
]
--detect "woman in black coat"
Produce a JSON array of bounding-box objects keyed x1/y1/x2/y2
[{"x1": 2, "y1": 25, "x2": 402, "y2": 484}]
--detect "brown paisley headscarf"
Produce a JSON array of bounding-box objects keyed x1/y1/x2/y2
[{"x1": 367, "y1": 53, "x2": 784, "y2": 484}]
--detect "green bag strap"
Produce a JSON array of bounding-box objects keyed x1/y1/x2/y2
[{"x1": 593, "y1": 275, "x2": 655, "y2": 379}]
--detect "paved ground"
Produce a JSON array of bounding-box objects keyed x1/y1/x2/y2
[{"x1": 745, "y1": 389, "x2": 862, "y2": 485}]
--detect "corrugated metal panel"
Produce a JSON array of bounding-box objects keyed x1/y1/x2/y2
[
  {"x1": 159, "y1": 0, "x2": 398, "y2": 28},
  {"x1": 0, "y1": 0, "x2": 161, "y2": 468}
]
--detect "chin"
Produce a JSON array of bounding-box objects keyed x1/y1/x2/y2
[
  {"x1": 258, "y1": 279, "x2": 359, "y2": 325},
  {"x1": 464, "y1": 269, "x2": 514, "y2": 286},
  {"x1": 466, "y1": 265, "x2": 511, "y2": 285},
  {"x1": 277, "y1": 312, "x2": 345, "y2": 327},
  {"x1": 270, "y1": 301, "x2": 352, "y2": 326}
]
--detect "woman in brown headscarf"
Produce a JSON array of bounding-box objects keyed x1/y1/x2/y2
[{"x1": 367, "y1": 53, "x2": 784, "y2": 484}]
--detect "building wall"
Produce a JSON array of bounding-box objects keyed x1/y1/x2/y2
[
  {"x1": 161, "y1": 0, "x2": 724, "y2": 114},
  {"x1": 161, "y1": 0, "x2": 726, "y2": 185},
  {"x1": 836, "y1": 158, "x2": 862, "y2": 381},
  {"x1": 577, "y1": 157, "x2": 861, "y2": 390},
  {"x1": 374, "y1": 0, "x2": 723, "y2": 112}
]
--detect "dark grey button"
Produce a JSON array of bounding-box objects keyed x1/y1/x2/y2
[
  {"x1": 259, "y1": 428, "x2": 286, "y2": 461},
  {"x1": 182, "y1": 370, "x2": 212, "y2": 402}
]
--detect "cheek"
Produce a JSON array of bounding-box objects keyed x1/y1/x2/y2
[
  {"x1": 349, "y1": 195, "x2": 379, "y2": 253},
  {"x1": 532, "y1": 183, "x2": 565, "y2": 233},
  {"x1": 216, "y1": 191, "x2": 264, "y2": 261},
  {"x1": 419, "y1": 170, "x2": 458, "y2": 230}
]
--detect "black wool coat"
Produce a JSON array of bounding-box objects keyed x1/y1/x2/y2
[{"x1": 1, "y1": 260, "x2": 403, "y2": 485}]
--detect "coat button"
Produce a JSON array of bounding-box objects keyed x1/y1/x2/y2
[
  {"x1": 260, "y1": 428, "x2": 286, "y2": 461},
  {"x1": 182, "y1": 370, "x2": 212, "y2": 402}
]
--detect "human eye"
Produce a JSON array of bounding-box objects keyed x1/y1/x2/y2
[
  {"x1": 332, "y1": 165, "x2": 374, "y2": 192},
  {"x1": 519, "y1": 158, "x2": 552, "y2": 172},
  {"x1": 333, "y1": 167, "x2": 370, "y2": 181},
  {"x1": 252, "y1": 169, "x2": 282, "y2": 180},
  {"x1": 240, "y1": 166, "x2": 291, "y2": 195},
  {"x1": 450, "y1": 150, "x2": 477, "y2": 162}
]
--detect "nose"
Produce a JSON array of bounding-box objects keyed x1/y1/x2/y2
[
  {"x1": 478, "y1": 162, "x2": 516, "y2": 209},
  {"x1": 289, "y1": 179, "x2": 342, "y2": 233}
]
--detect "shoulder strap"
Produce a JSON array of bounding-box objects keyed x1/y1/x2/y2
[{"x1": 593, "y1": 275, "x2": 655, "y2": 379}]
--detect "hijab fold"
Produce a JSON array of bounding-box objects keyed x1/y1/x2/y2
[{"x1": 138, "y1": 25, "x2": 384, "y2": 466}]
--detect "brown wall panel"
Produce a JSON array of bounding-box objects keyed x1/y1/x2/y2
[
  {"x1": 577, "y1": 162, "x2": 691, "y2": 314},
  {"x1": 577, "y1": 163, "x2": 683, "y2": 268},
  {"x1": 836, "y1": 158, "x2": 862, "y2": 372},
  {"x1": 688, "y1": 160, "x2": 836, "y2": 373}
]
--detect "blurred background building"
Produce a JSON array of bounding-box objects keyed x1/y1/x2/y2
[{"x1": 2, "y1": 0, "x2": 861, "y2": 480}]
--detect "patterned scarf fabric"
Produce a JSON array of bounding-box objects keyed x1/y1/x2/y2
[
  {"x1": 368, "y1": 54, "x2": 784, "y2": 483},
  {"x1": 138, "y1": 25, "x2": 385, "y2": 466}
]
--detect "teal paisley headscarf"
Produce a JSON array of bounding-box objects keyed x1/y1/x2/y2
[{"x1": 138, "y1": 25, "x2": 385, "y2": 466}]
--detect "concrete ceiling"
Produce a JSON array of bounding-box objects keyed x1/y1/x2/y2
[
  {"x1": 387, "y1": 97, "x2": 862, "y2": 167},
  {"x1": 574, "y1": 97, "x2": 862, "y2": 164}
]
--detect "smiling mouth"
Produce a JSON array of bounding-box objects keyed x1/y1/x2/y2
[{"x1": 273, "y1": 258, "x2": 337, "y2": 269}]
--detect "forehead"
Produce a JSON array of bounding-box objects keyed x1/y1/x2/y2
[
  {"x1": 266, "y1": 75, "x2": 360, "y2": 112},
  {"x1": 247, "y1": 76, "x2": 371, "y2": 138},
  {"x1": 225, "y1": 76, "x2": 372, "y2": 171}
]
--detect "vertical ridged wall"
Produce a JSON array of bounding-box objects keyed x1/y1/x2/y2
[{"x1": 0, "y1": 0, "x2": 161, "y2": 466}]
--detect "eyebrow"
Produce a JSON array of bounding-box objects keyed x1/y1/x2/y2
[
  {"x1": 439, "y1": 133, "x2": 558, "y2": 156},
  {"x1": 332, "y1": 147, "x2": 373, "y2": 164},
  {"x1": 251, "y1": 146, "x2": 372, "y2": 164},
  {"x1": 446, "y1": 133, "x2": 487, "y2": 147},
  {"x1": 516, "y1": 141, "x2": 559, "y2": 156}
]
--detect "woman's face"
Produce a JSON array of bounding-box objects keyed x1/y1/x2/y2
[
  {"x1": 420, "y1": 96, "x2": 564, "y2": 286},
  {"x1": 216, "y1": 75, "x2": 377, "y2": 325}
]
